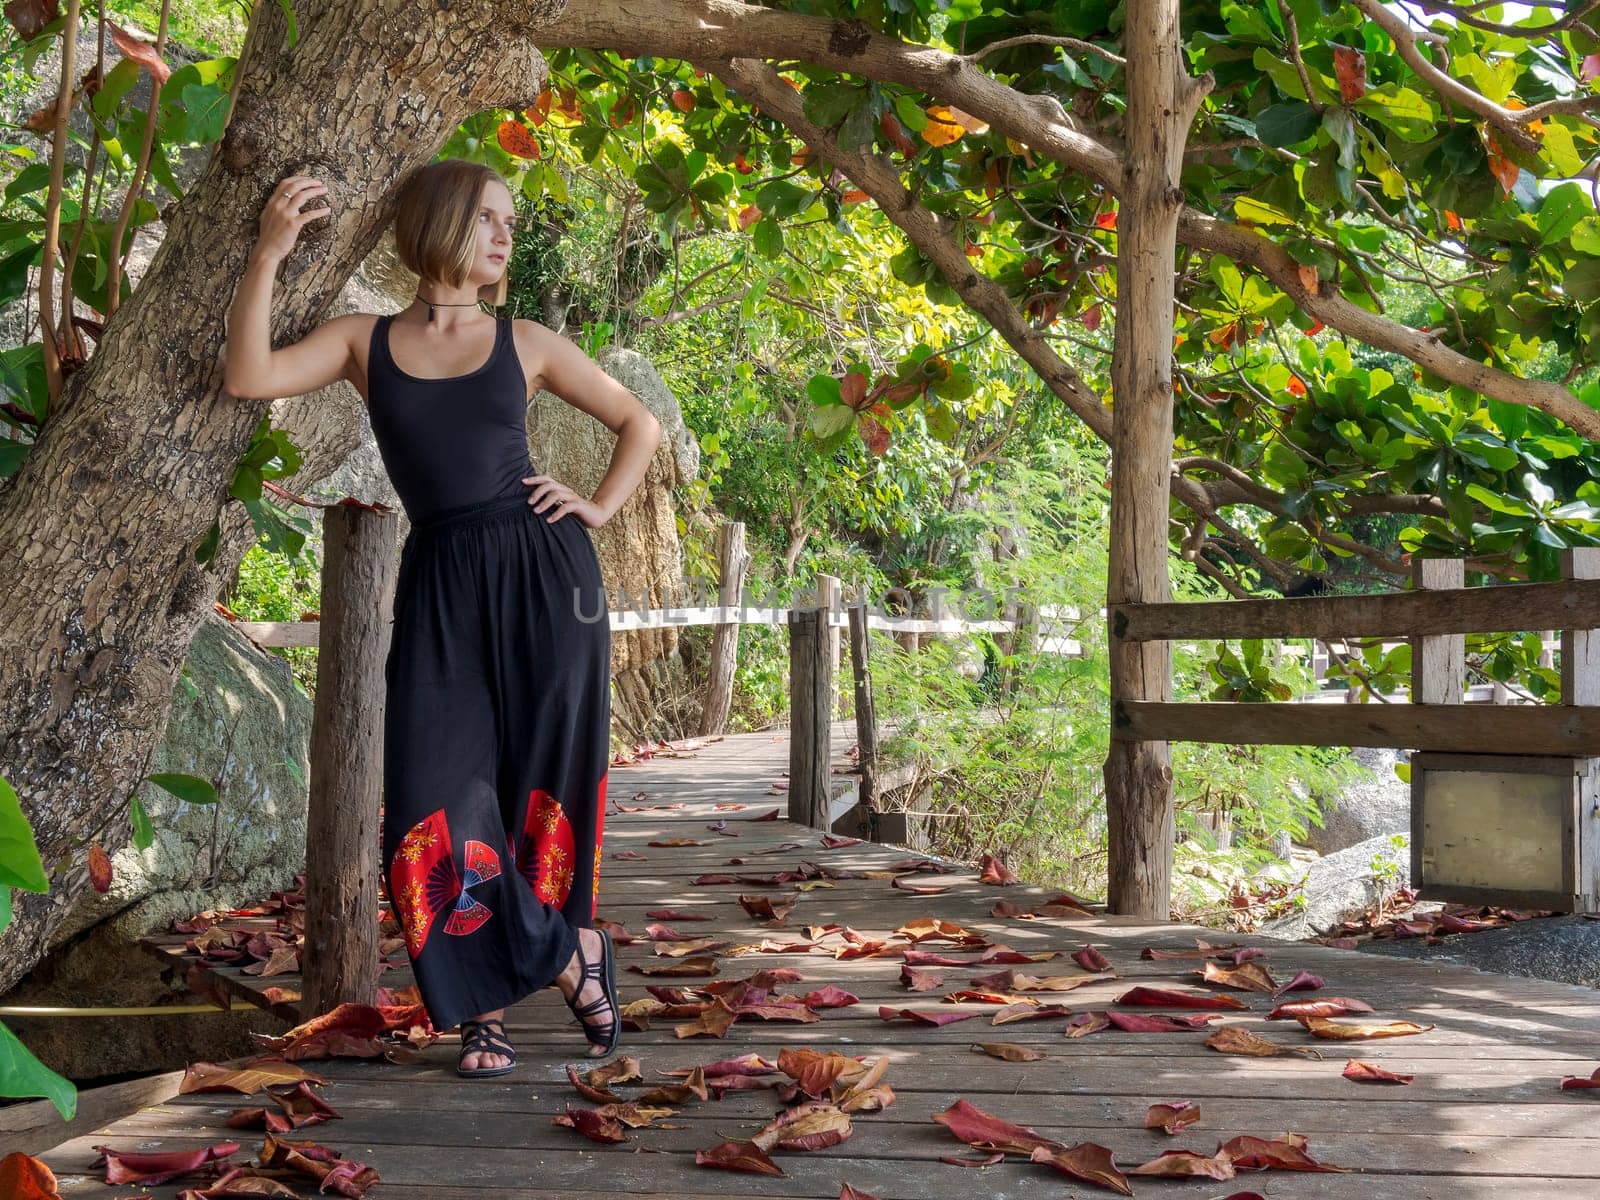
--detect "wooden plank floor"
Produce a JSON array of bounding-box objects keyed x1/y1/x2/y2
[{"x1": 35, "y1": 724, "x2": 1600, "y2": 1199}]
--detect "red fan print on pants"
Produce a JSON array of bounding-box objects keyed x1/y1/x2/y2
[
  {"x1": 389, "y1": 808, "x2": 502, "y2": 957},
  {"x1": 514, "y1": 788, "x2": 575, "y2": 907}
]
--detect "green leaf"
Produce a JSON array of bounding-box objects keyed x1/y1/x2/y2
[
  {"x1": 129, "y1": 796, "x2": 154, "y2": 852},
  {"x1": 0, "y1": 886, "x2": 9, "y2": 935},
  {"x1": 807, "y1": 374, "x2": 844, "y2": 407},
  {"x1": 1255, "y1": 101, "x2": 1321, "y2": 148},
  {"x1": 180, "y1": 83, "x2": 230, "y2": 144},
  {"x1": 0, "y1": 776, "x2": 47, "y2": 893},
  {"x1": 145, "y1": 773, "x2": 218, "y2": 806},
  {"x1": 752, "y1": 215, "x2": 783, "y2": 259},
  {"x1": 810, "y1": 404, "x2": 855, "y2": 439},
  {"x1": 0, "y1": 1019, "x2": 76, "y2": 1120}
]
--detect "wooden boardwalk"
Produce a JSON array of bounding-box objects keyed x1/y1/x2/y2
[{"x1": 32, "y1": 724, "x2": 1600, "y2": 1199}]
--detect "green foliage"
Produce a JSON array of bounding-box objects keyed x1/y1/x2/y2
[
  {"x1": 868, "y1": 437, "x2": 1346, "y2": 907},
  {"x1": 225, "y1": 531, "x2": 323, "y2": 696},
  {"x1": 0, "y1": 775, "x2": 76, "y2": 1119}
]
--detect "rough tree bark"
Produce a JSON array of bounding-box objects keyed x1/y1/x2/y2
[
  {"x1": 0, "y1": 0, "x2": 563, "y2": 991},
  {"x1": 1102, "y1": 1, "x2": 1210, "y2": 919}
]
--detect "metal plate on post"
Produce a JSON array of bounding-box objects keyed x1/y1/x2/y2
[{"x1": 1411, "y1": 752, "x2": 1590, "y2": 911}]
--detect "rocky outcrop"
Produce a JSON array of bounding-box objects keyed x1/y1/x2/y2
[
  {"x1": 2, "y1": 614, "x2": 307, "y2": 1078},
  {"x1": 1258, "y1": 833, "x2": 1410, "y2": 941},
  {"x1": 1306, "y1": 746, "x2": 1410, "y2": 856}
]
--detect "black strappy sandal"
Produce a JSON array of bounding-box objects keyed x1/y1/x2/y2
[
  {"x1": 455, "y1": 1017, "x2": 517, "y2": 1078},
  {"x1": 563, "y1": 928, "x2": 620, "y2": 1057}
]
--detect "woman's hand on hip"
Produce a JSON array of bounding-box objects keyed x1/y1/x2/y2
[{"x1": 523, "y1": 475, "x2": 607, "y2": 529}]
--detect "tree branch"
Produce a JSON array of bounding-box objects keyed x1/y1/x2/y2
[{"x1": 527, "y1": 0, "x2": 1599, "y2": 437}]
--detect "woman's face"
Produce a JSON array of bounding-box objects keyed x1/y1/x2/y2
[{"x1": 469, "y1": 178, "x2": 518, "y2": 286}]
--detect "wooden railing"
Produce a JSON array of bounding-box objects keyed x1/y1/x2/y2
[{"x1": 1108, "y1": 550, "x2": 1600, "y2": 756}]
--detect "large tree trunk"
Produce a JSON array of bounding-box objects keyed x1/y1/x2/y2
[
  {"x1": 1102, "y1": 1, "x2": 1210, "y2": 919},
  {"x1": 0, "y1": 0, "x2": 563, "y2": 991}
]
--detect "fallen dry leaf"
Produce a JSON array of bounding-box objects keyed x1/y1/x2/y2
[
  {"x1": 1343, "y1": 1059, "x2": 1414, "y2": 1085},
  {"x1": 694, "y1": 1140, "x2": 785, "y2": 1175},
  {"x1": 1205, "y1": 1026, "x2": 1322, "y2": 1059},
  {"x1": 1560, "y1": 1066, "x2": 1600, "y2": 1091},
  {"x1": 1126, "y1": 1149, "x2": 1236, "y2": 1180},
  {"x1": 972, "y1": 1042, "x2": 1045, "y2": 1062},
  {"x1": 1198, "y1": 960, "x2": 1276, "y2": 993},
  {"x1": 1217, "y1": 1133, "x2": 1343, "y2": 1172},
  {"x1": 1115, "y1": 986, "x2": 1247, "y2": 1010},
  {"x1": 1028, "y1": 1142, "x2": 1132, "y2": 1195},
  {"x1": 1267, "y1": 997, "x2": 1374, "y2": 1021},
  {"x1": 1144, "y1": 1100, "x2": 1200, "y2": 1134},
  {"x1": 1300, "y1": 1017, "x2": 1433, "y2": 1040}
]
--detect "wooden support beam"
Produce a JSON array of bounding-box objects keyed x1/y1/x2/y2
[
  {"x1": 819, "y1": 573, "x2": 841, "y2": 717},
  {"x1": 787, "y1": 599, "x2": 832, "y2": 828},
  {"x1": 697, "y1": 521, "x2": 748, "y2": 736},
  {"x1": 1563, "y1": 548, "x2": 1600, "y2": 706},
  {"x1": 1411, "y1": 559, "x2": 1465, "y2": 705},
  {"x1": 1112, "y1": 577, "x2": 1600, "y2": 643},
  {"x1": 847, "y1": 600, "x2": 879, "y2": 823},
  {"x1": 1113, "y1": 700, "x2": 1600, "y2": 755},
  {"x1": 301, "y1": 503, "x2": 397, "y2": 1016}
]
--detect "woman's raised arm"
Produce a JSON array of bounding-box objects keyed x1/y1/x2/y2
[{"x1": 222, "y1": 175, "x2": 355, "y2": 401}]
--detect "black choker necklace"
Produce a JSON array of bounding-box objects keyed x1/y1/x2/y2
[{"x1": 415, "y1": 294, "x2": 484, "y2": 323}]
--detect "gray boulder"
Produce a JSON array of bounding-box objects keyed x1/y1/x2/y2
[
  {"x1": 1258, "y1": 833, "x2": 1410, "y2": 941},
  {"x1": 1307, "y1": 746, "x2": 1410, "y2": 856},
  {"x1": 2, "y1": 613, "x2": 308, "y2": 1078}
]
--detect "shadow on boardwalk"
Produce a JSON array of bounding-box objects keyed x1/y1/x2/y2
[{"x1": 29, "y1": 724, "x2": 1600, "y2": 1199}]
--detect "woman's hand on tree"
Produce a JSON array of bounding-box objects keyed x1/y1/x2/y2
[
  {"x1": 255, "y1": 175, "x2": 330, "y2": 263},
  {"x1": 523, "y1": 475, "x2": 608, "y2": 529}
]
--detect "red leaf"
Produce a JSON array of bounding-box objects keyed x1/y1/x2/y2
[
  {"x1": 553, "y1": 1104, "x2": 629, "y2": 1143},
  {"x1": 1217, "y1": 1134, "x2": 1343, "y2": 1172},
  {"x1": 92, "y1": 1141, "x2": 240, "y2": 1186},
  {"x1": 1274, "y1": 970, "x2": 1325, "y2": 994},
  {"x1": 1073, "y1": 944, "x2": 1111, "y2": 972},
  {"x1": 1145, "y1": 1100, "x2": 1200, "y2": 1134},
  {"x1": 496, "y1": 120, "x2": 540, "y2": 159},
  {"x1": 694, "y1": 1140, "x2": 785, "y2": 1175},
  {"x1": 1106, "y1": 1011, "x2": 1223, "y2": 1033},
  {"x1": 1028, "y1": 1142, "x2": 1133, "y2": 1195},
  {"x1": 900, "y1": 964, "x2": 945, "y2": 992},
  {"x1": 802, "y1": 984, "x2": 859, "y2": 1008},
  {"x1": 1343, "y1": 1059, "x2": 1413, "y2": 1085},
  {"x1": 1095, "y1": 209, "x2": 1118, "y2": 231},
  {"x1": 978, "y1": 852, "x2": 1019, "y2": 884},
  {"x1": 1559, "y1": 1066, "x2": 1600, "y2": 1090},
  {"x1": 1115, "y1": 986, "x2": 1247, "y2": 1010},
  {"x1": 88, "y1": 843, "x2": 112, "y2": 892},
  {"x1": 110, "y1": 21, "x2": 172, "y2": 85},
  {"x1": 1333, "y1": 45, "x2": 1366, "y2": 102},
  {"x1": 932, "y1": 1098, "x2": 1062, "y2": 1155},
  {"x1": 858, "y1": 413, "x2": 890, "y2": 456},
  {"x1": 878, "y1": 1005, "x2": 980, "y2": 1027},
  {"x1": 671, "y1": 88, "x2": 695, "y2": 112}
]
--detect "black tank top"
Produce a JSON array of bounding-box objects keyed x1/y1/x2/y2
[{"x1": 365, "y1": 312, "x2": 535, "y2": 523}]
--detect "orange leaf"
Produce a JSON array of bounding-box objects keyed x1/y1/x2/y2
[
  {"x1": 88, "y1": 843, "x2": 112, "y2": 892},
  {"x1": 1343, "y1": 1058, "x2": 1413, "y2": 1084},
  {"x1": 1128, "y1": 1149, "x2": 1237, "y2": 1180},
  {"x1": 1300, "y1": 1016, "x2": 1433, "y2": 1039},
  {"x1": 0, "y1": 1152, "x2": 59, "y2": 1200},
  {"x1": 920, "y1": 105, "x2": 965, "y2": 146},
  {"x1": 1485, "y1": 132, "x2": 1520, "y2": 196},
  {"x1": 1333, "y1": 45, "x2": 1365, "y2": 103},
  {"x1": 841, "y1": 189, "x2": 870, "y2": 203},
  {"x1": 496, "y1": 120, "x2": 540, "y2": 159},
  {"x1": 1444, "y1": 209, "x2": 1462, "y2": 231},
  {"x1": 736, "y1": 203, "x2": 763, "y2": 230},
  {"x1": 1095, "y1": 209, "x2": 1118, "y2": 231},
  {"x1": 1287, "y1": 375, "x2": 1307, "y2": 397},
  {"x1": 110, "y1": 22, "x2": 171, "y2": 85},
  {"x1": 1144, "y1": 1101, "x2": 1200, "y2": 1134},
  {"x1": 671, "y1": 89, "x2": 695, "y2": 112},
  {"x1": 523, "y1": 89, "x2": 553, "y2": 126},
  {"x1": 879, "y1": 111, "x2": 919, "y2": 156}
]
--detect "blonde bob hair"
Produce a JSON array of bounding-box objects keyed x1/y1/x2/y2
[{"x1": 392, "y1": 158, "x2": 510, "y2": 307}]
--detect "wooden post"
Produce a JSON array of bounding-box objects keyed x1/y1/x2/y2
[
  {"x1": 1562, "y1": 549, "x2": 1600, "y2": 705},
  {"x1": 1103, "y1": 0, "x2": 1209, "y2": 919},
  {"x1": 1411, "y1": 559, "x2": 1466, "y2": 705},
  {"x1": 848, "y1": 600, "x2": 879, "y2": 819},
  {"x1": 302, "y1": 502, "x2": 398, "y2": 1016},
  {"x1": 698, "y1": 521, "x2": 748, "y2": 736},
  {"x1": 787, "y1": 587, "x2": 832, "y2": 828},
  {"x1": 819, "y1": 573, "x2": 841, "y2": 716}
]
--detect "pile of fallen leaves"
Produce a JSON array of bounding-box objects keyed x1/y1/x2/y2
[
  {"x1": 555, "y1": 1045, "x2": 892, "y2": 1179},
  {"x1": 1321, "y1": 895, "x2": 1559, "y2": 946},
  {"x1": 84, "y1": 1055, "x2": 381, "y2": 1198}
]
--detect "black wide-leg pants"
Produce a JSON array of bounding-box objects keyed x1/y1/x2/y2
[{"x1": 380, "y1": 492, "x2": 611, "y2": 1033}]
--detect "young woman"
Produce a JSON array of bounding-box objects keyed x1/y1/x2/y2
[{"x1": 223, "y1": 159, "x2": 661, "y2": 1075}]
